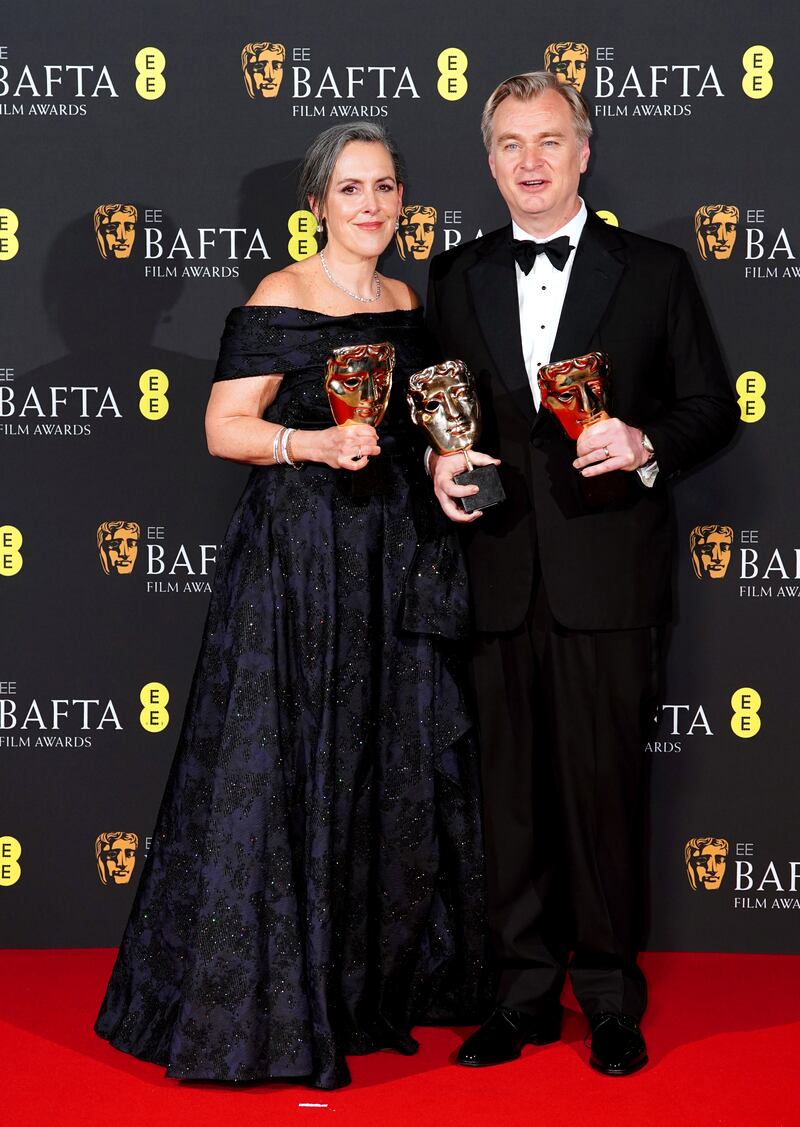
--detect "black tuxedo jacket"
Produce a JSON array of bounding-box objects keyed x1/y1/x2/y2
[{"x1": 426, "y1": 212, "x2": 738, "y2": 633}]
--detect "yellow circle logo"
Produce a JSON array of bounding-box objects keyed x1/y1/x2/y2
[
  {"x1": 135, "y1": 47, "x2": 167, "y2": 100},
  {"x1": 742, "y1": 45, "x2": 773, "y2": 99},
  {"x1": 140, "y1": 682, "x2": 170, "y2": 731},
  {"x1": 437, "y1": 48, "x2": 468, "y2": 101},
  {"x1": 0, "y1": 836, "x2": 22, "y2": 886},
  {"x1": 597, "y1": 210, "x2": 619, "y2": 227},
  {"x1": 139, "y1": 369, "x2": 170, "y2": 420},
  {"x1": 0, "y1": 525, "x2": 23, "y2": 576},
  {"x1": 288, "y1": 210, "x2": 318, "y2": 261},
  {"x1": 0, "y1": 209, "x2": 20, "y2": 261},
  {"x1": 731, "y1": 687, "x2": 761, "y2": 738},
  {"x1": 736, "y1": 370, "x2": 766, "y2": 423}
]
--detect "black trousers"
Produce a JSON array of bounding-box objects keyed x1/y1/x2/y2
[{"x1": 471, "y1": 577, "x2": 662, "y2": 1020}]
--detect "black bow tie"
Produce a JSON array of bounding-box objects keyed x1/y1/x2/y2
[{"x1": 512, "y1": 235, "x2": 573, "y2": 273}]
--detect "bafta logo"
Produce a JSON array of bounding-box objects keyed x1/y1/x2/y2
[
  {"x1": 97, "y1": 521, "x2": 140, "y2": 577},
  {"x1": 694, "y1": 204, "x2": 739, "y2": 261},
  {"x1": 93, "y1": 204, "x2": 138, "y2": 260},
  {"x1": 685, "y1": 837, "x2": 729, "y2": 891},
  {"x1": 544, "y1": 41, "x2": 589, "y2": 92},
  {"x1": 396, "y1": 205, "x2": 437, "y2": 261},
  {"x1": 241, "y1": 41, "x2": 286, "y2": 98},
  {"x1": 690, "y1": 524, "x2": 733, "y2": 581},
  {"x1": 96, "y1": 832, "x2": 138, "y2": 886}
]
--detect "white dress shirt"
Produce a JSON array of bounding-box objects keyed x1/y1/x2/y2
[
  {"x1": 513, "y1": 200, "x2": 657, "y2": 486},
  {"x1": 513, "y1": 200, "x2": 587, "y2": 410}
]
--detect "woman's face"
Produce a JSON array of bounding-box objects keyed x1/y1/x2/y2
[{"x1": 316, "y1": 140, "x2": 403, "y2": 258}]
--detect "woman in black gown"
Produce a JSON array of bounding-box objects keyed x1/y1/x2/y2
[{"x1": 95, "y1": 123, "x2": 486, "y2": 1089}]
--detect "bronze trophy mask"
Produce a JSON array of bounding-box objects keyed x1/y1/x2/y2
[
  {"x1": 407, "y1": 360, "x2": 505, "y2": 513},
  {"x1": 325, "y1": 342, "x2": 395, "y2": 495},
  {"x1": 537, "y1": 351, "x2": 611, "y2": 439},
  {"x1": 325, "y1": 342, "x2": 395, "y2": 427},
  {"x1": 537, "y1": 351, "x2": 629, "y2": 505}
]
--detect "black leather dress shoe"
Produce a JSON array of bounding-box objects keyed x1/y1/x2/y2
[
  {"x1": 456, "y1": 1005, "x2": 561, "y2": 1067},
  {"x1": 589, "y1": 1013, "x2": 648, "y2": 1076}
]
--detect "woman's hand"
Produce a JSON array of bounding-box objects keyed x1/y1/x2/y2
[
  {"x1": 431, "y1": 449, "x2": 501, "y2": 522},
  {"x1": 293, "y1": 425, "x2": 381, "y2": 471}
]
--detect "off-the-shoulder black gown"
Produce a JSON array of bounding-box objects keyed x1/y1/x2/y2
[{"x1": 95, "y1": 306, "x2": 486, "y2": 1089}]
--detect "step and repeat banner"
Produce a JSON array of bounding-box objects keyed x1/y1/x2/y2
[{"x1": 2, "y1": 2, "x2": 798, "y2": 951}]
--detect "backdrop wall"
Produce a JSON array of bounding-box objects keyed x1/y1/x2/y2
[{"x1": 2, "y1": 0, "x2": 798, "y2": 952}]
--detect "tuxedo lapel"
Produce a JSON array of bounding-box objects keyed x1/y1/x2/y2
[
  {"x1": 466, "y1": 226, "x2": 536, "y2": 428},
  {"x1": 551, "y1": 212, "x2": 627, "y2": 364}
]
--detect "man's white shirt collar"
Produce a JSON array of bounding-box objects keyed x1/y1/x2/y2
[{"x1": 512, "y1": 198, "x2": 587, "y2": 251}]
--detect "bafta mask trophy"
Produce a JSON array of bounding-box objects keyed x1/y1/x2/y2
[
  {"x1": 325, "y1": 342, "x2": 395, "y2": 494},
  {"x1": 537, "y1": 351, "x2": 611, "y2": 438},
  {"x1": 325, "y1": 341, "x2": 395, "y2": 427},
  {"x1": 407, "y1": 360, "x2": 505, "y2": 513},
  {"x1": 538, "y1": 351, "x2": 628, "y2": 504}
]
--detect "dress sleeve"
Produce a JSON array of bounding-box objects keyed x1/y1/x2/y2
[{"x1": 213, "y1": 307, "x2": 314, "y2": 381}]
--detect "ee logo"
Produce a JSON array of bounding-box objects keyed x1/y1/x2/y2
[
  {"x1": 139, "y1": 369, "x2": 169, "y2": 420},
  {"x1": 288, "y1": 210, "x2": 318, "y2": 261},
  {"x1": 736, "y1": 371, "x2": 766, "y2": 423},
  {"x1": 0, "y1": 526, "x2": 23, "y2": 576},
  {"x1": 0, "y1": 208, "x2": 20, "y2": 261},
  {"x1": 731, "y1": 687, "x2": 761, "y2": 738},
  {"x1": 0, "y1": 836, "x2": 22, "y2": 886},
  {"x1": 437, "y1": 48, "x2": 468, "y2": 101},
  {"x1": 742, "y1": 46, "x2": 773, "y2": 100},
  {"x1": 140, "y1": 682, "x2": 170, "y2": 732},
  {"x1": 135, "y1": 47, "x2": 166, "y2": 100}
]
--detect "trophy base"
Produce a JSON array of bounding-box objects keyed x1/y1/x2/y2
[{"x1": 455, "y1": 464, "x2": 506, "y2": 513}]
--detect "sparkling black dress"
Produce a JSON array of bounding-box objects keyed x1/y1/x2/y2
[{"x1": 95, "y1": 306, "x2": 487, "y2": 1089}]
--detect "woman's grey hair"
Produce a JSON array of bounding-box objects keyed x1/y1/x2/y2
[
  {"x1": 297, "y1": 122, "x2": 405, "y2": 243},
  {"x1": 480, "y1": 71, "x2": 593, "y2": 151}
]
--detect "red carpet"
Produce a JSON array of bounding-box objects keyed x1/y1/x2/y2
[{"x1": 2, "y1": 950, "x2": 799, "y2": 1127}]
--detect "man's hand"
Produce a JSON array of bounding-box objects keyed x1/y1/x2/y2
[
  {"x1": 431, "y1": 449, "x2": 502, "y2": 523},
  {"x1": 573, "y1": 418, "x2": 650, "y2": 477}
]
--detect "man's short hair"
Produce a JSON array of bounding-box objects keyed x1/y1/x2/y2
[{"x1": 481, "y1": 70, "x2": 592, "y2": 152}]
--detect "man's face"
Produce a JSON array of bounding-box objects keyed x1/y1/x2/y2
[
  {"x1": 538, "y1": 355, "x2": 610, "y2": 440},
  {"x1": 408, "y1": 363, "x2": 478, "y2": 454},
  {"x1": 101, "y1": 528, "x2": 139, "y2": 575},
  {"x1": 248, "y1": 46, "x2": 284, "y2": 97},
  {"x1": 488, "y1": 91, "x2": 589, "y2": 237},
  {"x1": 696, "y1": 531, "x2": 732, "y2": 579},
  {"x1": 100, "y1": 211, "x2": 136, "y2": 259},
  {"x1": 102, "y1": 840, "x2": 137, "y2": 884},
  {"x1": 698, "y1": 211, "x2": 738, "y2": 260},
  {"x1": 397, "y1": 209, "x2": 436, "y2": 260},
  {"x1": 692, "y1": 845, "x2": 727, "y2": 890},
  {"x1": 551, "y1": 47, "x2": 588, "y2": 92}
]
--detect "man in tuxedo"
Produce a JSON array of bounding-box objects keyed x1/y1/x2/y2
[{"x1": 425, "y1": 71, "x2": 737, "y2": 1075}]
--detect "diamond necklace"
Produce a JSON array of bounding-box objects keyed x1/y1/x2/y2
[{"x1": 319, "y1": 248, "x2": 381, "y2": 304}]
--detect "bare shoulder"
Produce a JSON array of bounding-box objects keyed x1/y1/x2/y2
[
  {"x1": 246, "y1": 261, "x2": 312, "y2": 308},
  {"x1": 380, "y1": 277, "x2": 422, "y2": 311}
]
